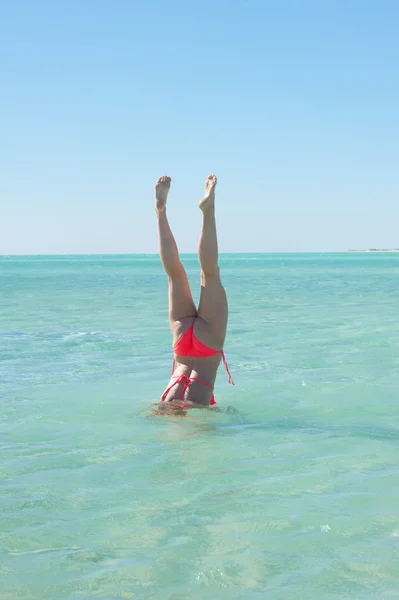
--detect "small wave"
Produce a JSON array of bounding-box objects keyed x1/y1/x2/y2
[
  {"x1": 8, "y1": 545, "x2": 82, "y2": 556},
  {"x1": 233, "y1": 361, "x2": 270, "y2": 371},
  {"x1": 63, "y1": 331, "x2": 97, "y2": 341}
]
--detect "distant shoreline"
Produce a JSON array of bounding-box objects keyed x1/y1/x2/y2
[{"x1": 348, "y1": 249, "x2": 399, "y2": 253}]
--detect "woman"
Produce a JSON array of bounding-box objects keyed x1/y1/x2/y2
[{"x1": 155, "y1": 174, "x2": 234, "y2": 409}]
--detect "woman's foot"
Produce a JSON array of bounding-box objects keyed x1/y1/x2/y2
[
  {"x1": 155, "y1": 176, "x2": 171, "y2": 212},
  {"x1": 199, "y1": 174, "x2": 217, "y2": 212}
]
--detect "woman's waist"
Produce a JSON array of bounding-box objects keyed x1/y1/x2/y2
[{"x1": 174, "y1": 354, "x2": 221, "y2": 374}]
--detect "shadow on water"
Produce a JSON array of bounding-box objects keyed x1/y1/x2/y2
[
  {"x1": 135, "y1": 402, "x2": 251, "y2": 439},
  {"x1": 137, "y1": 403, "x2": 399, "y2": 443}
]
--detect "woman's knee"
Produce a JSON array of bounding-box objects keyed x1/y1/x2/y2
[
  {"x1": 200, "y1": 267, "x2": 220, "y2": 285},
  {"x1": 167, "y1": 263, "x2": 187, "y2": 282}
]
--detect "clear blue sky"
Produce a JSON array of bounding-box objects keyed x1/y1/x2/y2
[{"x1": 1, "y1": 0, "x2": 398, "y2": 253}]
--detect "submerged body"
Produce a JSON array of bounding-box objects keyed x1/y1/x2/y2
[{"x1": 155, "y1": 175, "x2": 234, "y2": 409}]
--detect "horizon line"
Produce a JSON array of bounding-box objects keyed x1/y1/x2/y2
[{"x1": 2, "y1": 250, "x2": 397, "y2": 257}]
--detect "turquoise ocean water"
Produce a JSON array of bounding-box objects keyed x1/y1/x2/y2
[{"x1": 2, "y1": 253, "x2": 399, "y2": 599}]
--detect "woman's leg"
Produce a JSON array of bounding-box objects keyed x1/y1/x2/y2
[
  {"x1": 155, "y1": 177, "x2": 197, "y2": 340},
  {"x1": 196, "y1": 175, "x2": 228, "y2": 347}
]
